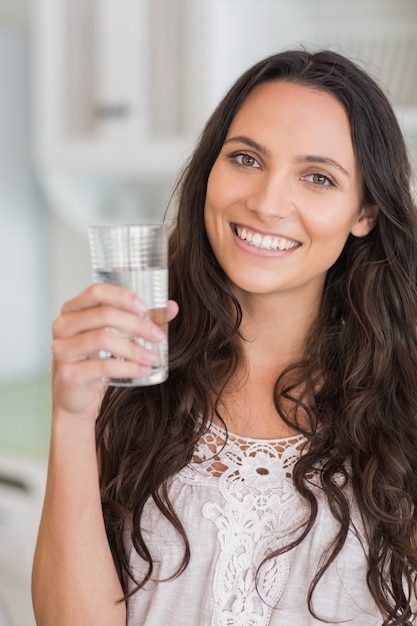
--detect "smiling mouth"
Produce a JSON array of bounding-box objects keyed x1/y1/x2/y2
[{"x1": 234, "y1": 224, "x2": 300, "y2": 251}]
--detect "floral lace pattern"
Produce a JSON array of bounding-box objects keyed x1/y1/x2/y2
[{"x1": 178, "y1": 423, "x2": 308, "y2": 626}]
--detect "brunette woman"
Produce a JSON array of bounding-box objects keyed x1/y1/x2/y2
[{"x1": 33, "y1": 49, "x2": 417, "y2": 625}]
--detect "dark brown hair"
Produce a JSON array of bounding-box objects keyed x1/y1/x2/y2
[{"x1": 96, "y1": 49, "x2": 417, "y2": 624}]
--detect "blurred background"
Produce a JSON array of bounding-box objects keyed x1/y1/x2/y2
[{"x1": 0, "y1": 0, "x2": 416, "y2": 624}]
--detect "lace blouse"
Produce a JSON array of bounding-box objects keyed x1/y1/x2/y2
[{"x1": 125, "y1": 423, "x2": 384, "y2": 625}]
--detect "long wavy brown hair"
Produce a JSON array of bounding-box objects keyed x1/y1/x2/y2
[{"x1": 96, "y1": 49, "x2": 417, "y2": 624}]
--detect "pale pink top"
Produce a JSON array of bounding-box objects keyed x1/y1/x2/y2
[{"x1": 126, "y1": 422, "x2": 384, "y2": 625}]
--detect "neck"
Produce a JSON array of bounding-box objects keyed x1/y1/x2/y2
[
  {"x1": 238, "y1": 287, "x2": 321, "y2": 369},
  {"x1": 215, "y1": 287, "x2": 321, "y2": 439}
]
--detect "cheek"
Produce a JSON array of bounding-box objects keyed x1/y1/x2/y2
[
  {"x1": 301, "y1": 201, "x2": 361, "y2": 241},
  {"x1": 204, "y1": 197, "x2": 221, "y2": 250},
  {"x1": 205, "y1": 158, "x2": 242, "y2": 212},
  {"x1": 306, "y1": 210, "x2": 359, "y2": 270},
  {"x1": 206, "y1": 180, "x2": 223, "y2": 210},
  {"x1": 204, "y1": 169, "x2": 229, "y2": 234}
]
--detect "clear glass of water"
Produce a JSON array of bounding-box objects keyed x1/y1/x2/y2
[{"x1": 88, "y1": 223, "x2": 168, "y2": 386}]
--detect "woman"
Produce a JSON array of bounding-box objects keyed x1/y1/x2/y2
[{"x1": 32, "y1": 49, "x2": 417, "y2": 625}]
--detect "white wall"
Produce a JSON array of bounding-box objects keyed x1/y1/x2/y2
[{"x1": 0, "y1": 13, "x2": 49, "y2": 382}]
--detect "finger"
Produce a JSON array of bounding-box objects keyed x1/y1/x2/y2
[
  {"x1": 61, "y1": 283, "x2": 147, "y2": 315},
  {"x1": 167, "y1": 300, "x2": 179, "y2": 322},
  {"x1": 54, "y1": 356, "x2": 154, "y2": 387},
  {"x1": 53, "y1": 328, "x2": 159, "y2": 366},
  {"x1": 53, "y1": 306, "x2": 165, "y2": 343}
]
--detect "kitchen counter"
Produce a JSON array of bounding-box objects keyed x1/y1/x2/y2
[{"x1": 0, "y1": 376, "x2": 51, "y2": 460}]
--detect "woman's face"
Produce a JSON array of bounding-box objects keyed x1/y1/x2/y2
[{"x1": 204, "y1": 81, "x2": 377, "y2": 305}]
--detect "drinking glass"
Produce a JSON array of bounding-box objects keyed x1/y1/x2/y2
[{"x1": 88, "y1": 223, "x2": 168, "y2": 386}]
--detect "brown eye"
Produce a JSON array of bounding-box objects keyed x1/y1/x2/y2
[
  {"x1": 303, "y1": 172, "x2": 335, "y2": 188},
  {"x1": 241, "y1": 154, "x2": 256, "y2": 167},
  {"x1": 230, "y1": 152, "x2": 260, "y2": 168},
  {"x1": 229, "y1": 152, "x2": 261, "y2": 168},
  {"x1": 312, "y1": 173, "x2": 328, "y2": 185}
]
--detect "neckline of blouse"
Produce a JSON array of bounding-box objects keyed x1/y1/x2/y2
[{"x1": 208, "y1": 420, "x2": 308, "y2": 447}]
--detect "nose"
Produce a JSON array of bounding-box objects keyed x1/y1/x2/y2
[{"x1": 246, "y1": 171, "x2": 294, "y2": 221}]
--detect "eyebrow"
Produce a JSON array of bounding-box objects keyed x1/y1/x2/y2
[
  {"x1": 224, "y1": 136, "x2": 270, "y2": 155},
  {"x1": 223, "y1": 135, "x2": 351, "y2": 178},
  {"x1": 296, "y1": 155, "x2": 350, "y2": 178}
]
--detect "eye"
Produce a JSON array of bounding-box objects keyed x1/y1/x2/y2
[
  {"x1": 303, "y1": 172, "x2": 336, "y2": 187},
  {"x1": 230, "y1": 152, "x2": 261, "y2": 168}
]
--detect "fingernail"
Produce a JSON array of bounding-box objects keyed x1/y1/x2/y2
[
  {"x1": 142, "y1": 348, "x2": 158, "y2": 364},
  {"x1": 133, "y1": 297, "x2": 147, "y2": 313},
  {"x1": 151, "y1": 326, "x2": 165, "y2": 342}
]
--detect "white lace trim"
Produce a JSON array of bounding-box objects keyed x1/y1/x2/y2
[{"x1": 178, "y1": 423, "x2": 309, "y2": 626}]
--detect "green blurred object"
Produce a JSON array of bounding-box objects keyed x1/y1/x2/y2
[{"x1": 0, "y1": 376, "x2": 51, "y2": 459}]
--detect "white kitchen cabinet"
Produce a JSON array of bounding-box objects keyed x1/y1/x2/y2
[{"x1": 32, "y1": 0, "x2": 417, "y2": 232}]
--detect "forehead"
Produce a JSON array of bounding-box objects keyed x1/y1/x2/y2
[
  {"x1": 231, "y1": 80, "x2": 350, "y2": 129},
  {"x1": 227, "y1": 81, "x2": 356, "y2": 163}
]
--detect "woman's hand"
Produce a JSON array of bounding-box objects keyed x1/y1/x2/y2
[{"x1": 51, "y1": 283, "x2": 179, "y2": 420}]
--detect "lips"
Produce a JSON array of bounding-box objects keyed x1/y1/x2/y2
[{"x1": 234, "y1": 224, "x2": 300, "y2": 251}]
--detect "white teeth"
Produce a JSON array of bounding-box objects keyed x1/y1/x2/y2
[
  {"x1": 252, "y1": 233, "x2": 262, "y2": 247},
  {"x1": 235, "y1": 225, "x2": 298, "y2": 251},
  {"x1": 260, "y1": 235, "x2": 272, "y2": 249}
]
